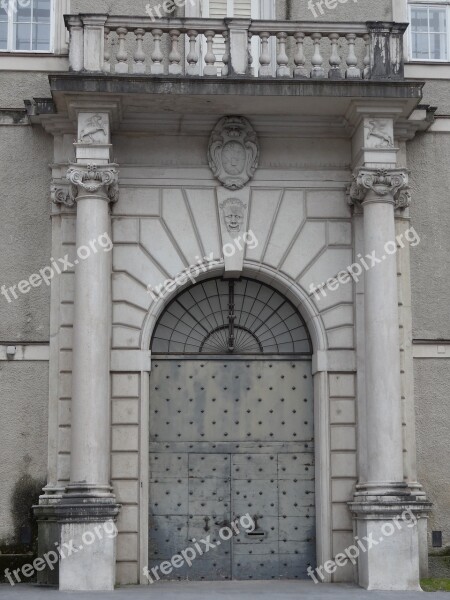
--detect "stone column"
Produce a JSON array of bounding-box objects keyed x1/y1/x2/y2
[
  {"x1": 57, "y1": 113, "x2": 120, "y2": 591},
  {"x1": 348, "y1": 168, "x2": 430, "y2": 590},
  {"x1": 352, "y1": 169, "x2": 409, "y2": 489}
]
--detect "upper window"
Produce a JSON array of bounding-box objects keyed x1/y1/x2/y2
[
  {"x1": 0, "y1": 0, "x2": 52, "y2": 52},
  {"x1": 205, "y1": 0, "x2": 252, "y2": 18},
  {"x1": 409, "y1": 2, "x2": 449, "y2": 61}
]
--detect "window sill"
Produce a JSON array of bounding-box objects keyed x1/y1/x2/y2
[
  {"x1": 405, "y1": 62, "x2": 450, "y2": 79},
  {"x1": 407, "y1": 60, "x2": 450, "y2": 65},
  {"x1": 0, "y1": 52, "x2": 69, "y2": 71}
]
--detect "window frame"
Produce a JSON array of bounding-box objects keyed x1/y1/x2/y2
[
  {"x1": 0, "y1": 0, "x2": 59, "y2": 54},
  {"x1": 408, "y1": 0, "x2": 450, "y2": 62}
]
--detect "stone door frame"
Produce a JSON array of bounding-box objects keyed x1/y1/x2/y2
[{"x1": 137, "y1": 262, "x2": 331, "y2": 584}]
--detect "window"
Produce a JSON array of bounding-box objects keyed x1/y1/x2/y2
[
  {"x1": 206, "y1": 0, "x2": 252, "y2": 18},
  {"x1": 0, "y1": 0, "x2": 52, "y2": 52},
  {"x1": 409, "y1": 2, "x2": 449, "y2": 61}
]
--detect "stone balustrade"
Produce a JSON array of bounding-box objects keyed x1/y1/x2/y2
[{"x1": 65, "y1": 14, "x2": 407, "y2": 81}]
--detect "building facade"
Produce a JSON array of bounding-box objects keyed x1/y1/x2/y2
[{"x1": 0, "y1": 0, "x2": 449, "y2": 592}]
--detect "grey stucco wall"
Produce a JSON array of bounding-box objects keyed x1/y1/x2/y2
[
  {"x1": 71, "y1": 0, "x2": 392, "y2": 20},
  {"x1": 0, "y1": 125, "x2": 52, "y2": 342},
  {"x1": 281, "y1": 0, "x2": 391, "y2": 21},
  {"x1": 73, "y1": 0, "x2": 167, "y2": 15},
  {"x1": 0, "y1": 362, "x2": 48, "y2": 544},
  {"x1": 408, "y1": 132, "x2": 450, "y2": 340},
  {"x1": 414, "y1": 359, "x2": 450, "y2": 553},
  {"x1": 420, "y1": 81, "x2": 450, "y2": 116},
  {"x1": 0, "y1": 72, "x2": 52, "y2": 109}
]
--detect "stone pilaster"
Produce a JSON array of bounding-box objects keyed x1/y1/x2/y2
[{"x1": 348, "y1": 167, "x2": 431, "y2": 590}]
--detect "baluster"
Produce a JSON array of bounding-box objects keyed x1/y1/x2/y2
[
  {"x1": 310, "y1": 33, "x2": 325, "y2": 78},
  {"x1": 133, "y1": 28, "x2": 146, "y2": 74},
  {"x1": 168, "y1": 29, "x2": 182, "y2": 75},
  {"x1": 363, "y1": 33, "x2": 370, "y2": 79},
  {"x1": 151, "y1": 29, "x2": 164, "y2": 75},
  {"x1": 294, "y1": 32, "x2": 308, "y2": 78},
  {"x1": 222, "y1": 30, "x2": 230, "y2": 77},
  {"x1": 345, "y1": 33, "x2": 361, "y2": 79},
  {"x1": 204, "y1": 30, "x2": 217, "y2": 76},
  {"x1": 259, "y1": 32, "x2": 271, "y2": 77},
  {"x1": 248, "y1": 32, "x2": 254, "y2": 76},
  {"x1": 276, "y1": 32, "x2": 290, "y2": 77},
  {"x1": 103, "y1": 27, "x2": 111, "y2": 73},
  {"x1": 115, "y1": 27, "x2": 128, "y2": 74},
  {"x1": 186, "y1": 29, "x2": 199, "y2": 76},
  {"x1": 328, "y1": 33, "x2": 342, "y2": 79}
]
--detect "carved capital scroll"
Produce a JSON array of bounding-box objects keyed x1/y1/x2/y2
[
  {"x1": 347, "y1": 168, "x2": 411, "y2": 210},
  {"x1": 66, "y1": 163, "x2": 119, "y2": 204}
]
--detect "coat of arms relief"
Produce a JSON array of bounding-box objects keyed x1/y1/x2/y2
[{"x1": 208, "y1": 116, "x2": 260, "y2": 191}]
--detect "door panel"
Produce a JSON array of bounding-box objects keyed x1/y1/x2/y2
[
  {"x1": 149, "y1": 515, "x2": 189, "y2": 560},
  {"x1": 149, "y1": 359, "x2": 316, "y2": 580}
]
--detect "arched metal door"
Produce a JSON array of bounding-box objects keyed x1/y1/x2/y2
[{"x1": 149, "y1": 278, "x2": 316, "y2": 581}]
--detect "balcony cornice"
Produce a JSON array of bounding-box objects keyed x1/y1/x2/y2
[{"x1": 48, "y1": 73, "x2": 423, "y2": 121}]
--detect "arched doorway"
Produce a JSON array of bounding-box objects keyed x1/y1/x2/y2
[{"x1": 148, "y1": 277, "x2": 316, "y2": 581}]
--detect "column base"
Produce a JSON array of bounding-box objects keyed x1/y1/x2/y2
[
  {"x1": 56, "y1": 497, "x2": 121, "y2": 591},
  {"x1": 349, "y1": 490, "x2": 432, "y2": 591}
]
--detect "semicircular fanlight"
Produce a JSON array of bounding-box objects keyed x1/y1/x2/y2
[{"x1": 151, "y1": 278, "x2": 312, "y2": 355}]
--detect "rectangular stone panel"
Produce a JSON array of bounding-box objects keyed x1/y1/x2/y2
[
  {"x1": 330, "y1": 399, "x2": 355, "y2": 424},
  {"x1": 112, "y1": 373, "x2": 140, "y2": 398},
  {"x1": 112, "y1": 452, "x2": 139, "y2": 479},
  {"x1": 116, "y1": 533, "x2": 139, "y2": 562},
  {"x1": 329, "y1": 374, "x2": 355, "y2": 398},
  {"x1": 113, "y1": 480, "x2": 139, "y2": 504},
  {"x1": 330, "y1": 425, "x2": 357, "y2": 451},
  {"x1": 112, "y1": 425, "x2": 139, "y2": 452},
  {"x1": 330, "y1": 453, "x2": 357, "y2": 478},
  {"x1": 112, "y1": 399, "x2": 139, "y2": 425}
]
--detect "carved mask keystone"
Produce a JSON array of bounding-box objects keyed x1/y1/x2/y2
[
  {"x1": 220, "y1": 198, "x2": 247, "y2": 234},
  {"x1": 208, "y1": 116, "x2": 259, "y2": 190}
]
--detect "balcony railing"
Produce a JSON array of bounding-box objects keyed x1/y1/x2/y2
[{"x1": 65, "y1": 14, "x2": 407, "y2": 81}]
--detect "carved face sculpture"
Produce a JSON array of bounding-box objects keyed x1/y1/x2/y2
[{"x1": 221, "y1": 199, "x2": 246, "y2": 233}]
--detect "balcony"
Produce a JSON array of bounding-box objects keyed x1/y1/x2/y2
[
  {"x1": 40, "y1": 14, "x2": 424, "y2": 125},
  {"x1": 65, "y1": 15, "x2": 407, "y2": 81}
]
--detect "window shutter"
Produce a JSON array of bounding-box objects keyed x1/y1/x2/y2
[
  {"x1": 234, "y1": 0, "x2": 252, "y2": 17},
  {"x1": 208, "y1": 0, "x2": 228, "y2": 17}
]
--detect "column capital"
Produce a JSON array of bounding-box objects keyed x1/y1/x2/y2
[
  {"x1": 67, "y1": 163, "x2": 119, "y2": 204},
  {"x1": 51, "y1": 183, "x2": 75, "y2": 208},
  {"x1": 347, "y1": 167, "x2": 411, "y2": 210}
]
